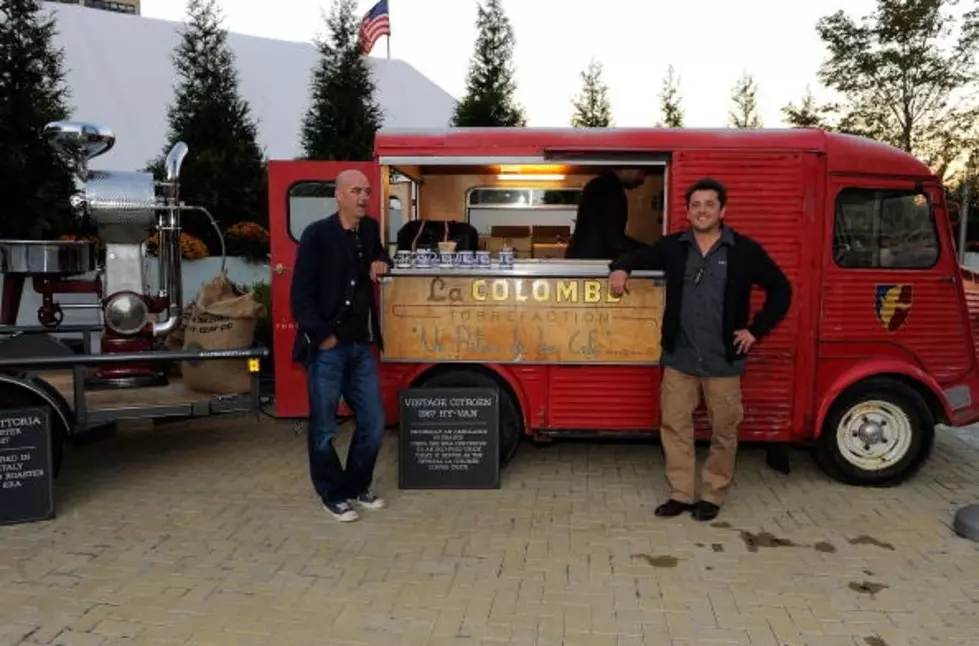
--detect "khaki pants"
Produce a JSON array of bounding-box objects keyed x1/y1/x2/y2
[{"x1": 660, "y1": 366, "x2": 744, "y2": 506}]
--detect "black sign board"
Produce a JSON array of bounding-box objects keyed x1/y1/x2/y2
[
  {"x1": 398, "y1": 387, "x2": 500, "y2": 489},
  {"x1": 0, "y1": 406, "x2": 55, "y2": 525}
]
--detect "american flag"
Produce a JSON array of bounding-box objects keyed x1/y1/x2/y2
[{"x1": 358, "y1": 0, "x2": 390, "y2": 56}]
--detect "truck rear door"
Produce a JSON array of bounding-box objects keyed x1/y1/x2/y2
[
  {"x1": 820, "y1": 176, "x2": 973, "y2": 384},
  {"x1": 267, "y1": 160, "x2": 381, "y2": 417}
]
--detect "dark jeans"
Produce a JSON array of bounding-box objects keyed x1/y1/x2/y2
[{"x1": 305, "y1": 342, "x2": 385, "y2": 504}]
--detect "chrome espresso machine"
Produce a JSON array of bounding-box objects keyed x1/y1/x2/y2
[{"x1": 0, "y1": 121, "x2": 219, "y2": 389}]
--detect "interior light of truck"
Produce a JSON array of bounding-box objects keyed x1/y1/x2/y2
[
  {"x1": 498, "y1": 164, "x2": 561, "y2": 172},
  {"x1": 248, "y1": 358, "x2": 260, "y2": 373},
  {"x1": 496, "y1": 164, "x2": 566, "y2": 180},
  {"x1": 497, "y1": 173, "x2": 566, "y2": 181}
]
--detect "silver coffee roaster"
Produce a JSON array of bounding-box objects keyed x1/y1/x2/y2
[{"x1": 0, "y1": 121, "x2": 224, "y2": 389}]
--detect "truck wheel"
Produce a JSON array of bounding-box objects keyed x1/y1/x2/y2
[
  {"x1": 0, "y1": 373, "x2": 71, "y2": 479},
  {"x1": 815, "y1": 377, "x2": 934, "y2": 487},
  {"x1": 415, "y1": 367, "x2": 523, "y2": 466}
]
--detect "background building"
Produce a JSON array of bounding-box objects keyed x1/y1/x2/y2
[{"x1": 44, "y1": 2, "x2": 458, "y2": 171}]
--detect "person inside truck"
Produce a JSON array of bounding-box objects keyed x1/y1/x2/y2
[
  {"x1": 608, "y1": 177, "x2": 791, "y2": 521},
  {"x1": 565, "y1": 167, "x2": 648, "y2": 259},
  {"x1": 290, "y1": 168, "x2": 393, "y2": 523}
]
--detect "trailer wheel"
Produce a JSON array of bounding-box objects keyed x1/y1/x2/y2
[
  {"x1": 415, "y1": 367, "x2": 523, "y2": 466},
  {"x1": 815, "y1": 377, "x2": 934, "y2": 487},
  {"x1": 0, "y1": 373, "x2": 72, "y2": 479}
]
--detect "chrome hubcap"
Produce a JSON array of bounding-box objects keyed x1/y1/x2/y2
[
  {"x1": 836, "y1": 399, "x2": 913, "y2": 472},
  {"x1": 856, "y1": 420, "x2": 885, "y2": 445}
]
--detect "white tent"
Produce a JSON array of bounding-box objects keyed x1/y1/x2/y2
[{"x1": 43, "y1": 2, "x2": 459, "y2": 171}]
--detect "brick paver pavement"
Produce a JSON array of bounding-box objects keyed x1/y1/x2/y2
[{"x1": 1, "y1": 414, "x2": 978, "y2": 646}]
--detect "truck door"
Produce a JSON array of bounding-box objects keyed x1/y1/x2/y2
[
  {"x1": 820, "y1": 176, "x2": 973, "y2": 384},
  {"x1": 267, "y1": 160, "x2": 381, "y2": 418}
]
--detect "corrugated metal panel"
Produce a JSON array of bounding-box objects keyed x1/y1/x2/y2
[
  {"x1": 669, "y1": 150, "x2": 805, "y2": 440},
  {"x1": 821, "y1": 273, "x2": 971, "y2": 383},
  {"x1": 546, "y1": 366, "x2": 658, "y2": 429}
]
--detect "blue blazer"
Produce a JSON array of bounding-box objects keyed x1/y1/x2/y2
[{"x1": 290, "y1": 213, "x2": 393, "y2": 363}]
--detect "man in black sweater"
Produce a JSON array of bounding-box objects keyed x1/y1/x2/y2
[
  {"x1": 290, "y1": 168, "x2": 393, "y2": 522},
  {"x1": 608, "y1": 177, "x2": 791, "y2": 521}
]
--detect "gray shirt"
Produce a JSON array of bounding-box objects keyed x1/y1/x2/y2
[{"x1": 661, "y1": 227, "x2": 745, "y2": 378}]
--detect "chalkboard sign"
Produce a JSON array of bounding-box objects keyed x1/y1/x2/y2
[
  {"x1": 398, "y1": 387, "x2": 500, "y2": 489},
  {"x1": 0, "y1": 406, "x2": 55, "y2": 525}
]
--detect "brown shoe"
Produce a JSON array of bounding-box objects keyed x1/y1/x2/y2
[
  {"x1": 654, "y1": 499, "x2": 693, "y2": 517},
  {"x1": 691, "y1": 501, "x2": 720, "y2": 522}
]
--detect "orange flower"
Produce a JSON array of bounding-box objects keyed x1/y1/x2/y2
[
  {"x1": 226, "y1": 221, "x2": 270, "y2": 244},
  {"x1": 143, "y1": 232, "x2": 209, "y2": 260},
  {"x1": 224, "y1": 221, "x2": 270, "y2": 262}
]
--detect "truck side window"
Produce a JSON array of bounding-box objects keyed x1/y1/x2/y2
[
  {"x1": 833, "y1": 188, "x2": 939, "y2": 269},
  {"x1": 288, "y1": 181, "x2": 336, "y2": 242},
  {"x1": 466, "y1": 187, "x2": 581, "y2": 236}
]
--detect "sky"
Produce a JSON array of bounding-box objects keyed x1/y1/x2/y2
[{"x1": 140, "y1": 0, "x2": 881, "y2": 129}]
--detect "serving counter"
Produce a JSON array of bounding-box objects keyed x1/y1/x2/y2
[{"x1": 379, "y1": 260, "x2": 665, "y2": 365}]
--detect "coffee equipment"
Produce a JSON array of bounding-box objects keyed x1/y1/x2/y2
[{"x1": 0, "y1": 121, "x2": 220, "y2": 389}]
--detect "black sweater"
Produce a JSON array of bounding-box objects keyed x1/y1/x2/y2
[
  {"x1": 290, "y1": 214, "x2": 392, "y2": 363},
  {"x1": 609, "y1": 227, "x2": 792, "y2": 363}
]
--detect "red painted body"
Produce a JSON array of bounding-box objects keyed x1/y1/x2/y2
[{"x1": 267, "y1": 127, "x2": 979, "y2": 445}]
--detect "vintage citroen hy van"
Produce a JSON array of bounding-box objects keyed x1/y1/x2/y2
[{"x1": 266, "y1": 127, "x2": 979, "y2": 487}]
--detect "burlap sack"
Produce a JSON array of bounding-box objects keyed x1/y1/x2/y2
[
  {"x1": 164, "y1": 302, "x2": 195, "y2": 352},
  {"x1": 180, "y1": 273, "x2": 266, "y2": 394}
]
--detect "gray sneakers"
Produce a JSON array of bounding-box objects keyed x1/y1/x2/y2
[
  {"x1": 323, "y1": 491, "x2": 386, "y2": 522},
  {"x1": 323, "y1": 500, "x2": 359, "y2": 522},
  {"x1": 349, "y1": 491, "x2": 386, "y2": 510}
]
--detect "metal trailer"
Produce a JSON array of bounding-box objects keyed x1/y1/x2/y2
[{"x1": 0, "y1": 323, "x2": 270, "y2": 477}]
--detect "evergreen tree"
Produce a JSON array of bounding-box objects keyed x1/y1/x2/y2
[
  {"x1": 570, "y1": 59, "x2": 612, "y2": 128},
  {"x1": 452, "y1": 0, "x2": 526, "y2": 127},
  {"x1": 0, "y1": 0, "x2": 76, "y2": 240},
  {"x1": 782, "y1": 86, "x2": 833, "y2": 128},
  {"x1": 300, "y1": 0, "x2": 382, "y2": 160},
  {"x1": 729, "y1": 71, "x2": 762, "y2": 129},
  {"x1": 657, "y1": 64, "x2": 684, "y2": 127},
  {"x1": 147, "y1": 0, "x2": 267, "y2": 253}
]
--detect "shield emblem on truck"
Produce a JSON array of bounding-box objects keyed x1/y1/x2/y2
[{"x1": 874, "y1": 284, "x2": 913, "y2": 332}]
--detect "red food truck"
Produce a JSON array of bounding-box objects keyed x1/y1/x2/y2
[{"x1": 266, "y1": 127, "x2": 979, "y2": 487}]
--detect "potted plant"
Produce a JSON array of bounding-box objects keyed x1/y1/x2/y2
[{"x1": 224, "y1": 221, "x2": 270, "y2": 264}]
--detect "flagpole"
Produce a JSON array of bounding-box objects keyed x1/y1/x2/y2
[{"x1": 386, "y1": 35, "x2": 390, "y2": 60}]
